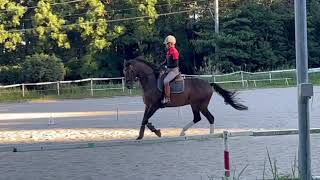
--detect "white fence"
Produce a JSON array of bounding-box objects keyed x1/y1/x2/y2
[
  {"x1": 1, "y1": 68, "x2": 320, "y2": 97},
  {"x1": 0, "y1": 77, "x2": 126, "y2": 97}
]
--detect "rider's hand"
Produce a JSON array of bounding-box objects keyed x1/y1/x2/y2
[{"x1": 160, "y1": 61, "x2": 166, "y2": 68}]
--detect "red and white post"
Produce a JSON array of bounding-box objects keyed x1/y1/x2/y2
[{"x1": 223, "y1": 131, "x2": 230, "y2": 179}]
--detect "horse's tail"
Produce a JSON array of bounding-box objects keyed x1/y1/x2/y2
[{"x1": 210, "y1": 82, "x2": 248, "y2": 110}]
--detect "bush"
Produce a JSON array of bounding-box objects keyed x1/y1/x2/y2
[
  {"x1": 79, "y1": 54, "x2": 101, "y2": 78},
  {"x1": 0, "y1": 65, "x2": 23, "y2": 85},
  {"x1": 22, "y1": 53, "x2": 66, "y2": 83}
]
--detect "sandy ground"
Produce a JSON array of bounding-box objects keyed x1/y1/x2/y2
[{"x1": 0, "y1": 128, "x2": 251, "y2": 145}]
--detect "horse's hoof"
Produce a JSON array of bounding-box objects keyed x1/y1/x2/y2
[
  {"x1": 136, "y1": 136, "x2": 143, "y2": 140},
  {"x1": 180, "y1": 132, "x2": 185, "y2": 136},
  {"x1": 155, "y1": 129, "x2": 161, "y2": 137}
]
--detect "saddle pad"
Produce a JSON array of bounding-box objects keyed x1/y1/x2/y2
[{"x1": 157, "y1": 78, "x2": 185, "y2": 94}]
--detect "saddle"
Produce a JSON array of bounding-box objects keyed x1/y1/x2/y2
[{"x1": 157, "y1": 71, "x2": 185, "y2": 94}]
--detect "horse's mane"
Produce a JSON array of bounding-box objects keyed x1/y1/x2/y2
[{"x1": 128, "y1": 56, "x2": 160, "y2": 77}]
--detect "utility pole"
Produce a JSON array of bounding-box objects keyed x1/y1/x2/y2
[
  {"x1": 209, "y1": 0, "x2": 219, "y2": 72},
  {"x1": 214, "y1": 0, "x2": 219, "y2": 33},
  {"x1": 294, "y1": 0, "x2": 313, "y2": 178}
]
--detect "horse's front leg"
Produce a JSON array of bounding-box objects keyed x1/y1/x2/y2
[
  {"x1": 146, "y1": 122, "x2": 161, "y2": 137},
  {"x1": 136, "y1": 105, "x2": 160, "y2": 140}
]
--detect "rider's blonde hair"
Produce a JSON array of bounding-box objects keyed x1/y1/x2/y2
[{"x1": 163, "y1": 35, "x2": 176, "y2": 45}]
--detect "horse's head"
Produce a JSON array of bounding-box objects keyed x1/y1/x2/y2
[
  {"x1": 123, "y1": 60, "x2": 137, "y2": 89},
  {"x1": 123, "y1": 57, "x2": 159, "y2": 89}
]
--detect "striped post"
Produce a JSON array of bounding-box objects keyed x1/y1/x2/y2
[{"x1": 223, "y1": 131, "x2": 230, "y2": 179}]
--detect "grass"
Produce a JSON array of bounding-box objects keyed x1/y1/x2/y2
[
  {"x1": 204, "y1": 147, "x2": 299, "y2": 180},
  {"x1": 264, "y1": 147, "x2": 299, "y2": 180},
  {"x1": 0, "y1": 85, "x2": 141, "y2": 102}
]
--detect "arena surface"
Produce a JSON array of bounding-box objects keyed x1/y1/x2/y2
[{"x1": 1, "y1": 87, "x2": 320, "y2": 179}]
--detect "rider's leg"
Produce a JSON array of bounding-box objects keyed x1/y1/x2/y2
[
  {"x1": 162, "y1": 68, "x2": 180, "y2": 104},
  {"x1": 163, "y1": 72, "x2": 173, "y2": 103}
]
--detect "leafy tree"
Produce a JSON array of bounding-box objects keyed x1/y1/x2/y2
[
  {"x1": 308, "y1": 0, "x2": 320, "y2": 68},
  {"x1": 22, "y1": 53, "x2": 65, "y2": 82},
  {"x1": 1, "y1": 0, "x2": 320, "y2": 85},
  {"x1": 0, "y1": 65, "x2": 23, "y2": 84},
  {"x1": 192, "y1": 0, "x2": 297, "y2": 73},
  {"x1": 0, "y1": 0, "x2": 26, "y2": 50}
]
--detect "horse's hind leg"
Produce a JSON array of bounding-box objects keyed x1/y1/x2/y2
[
  {"x1": 180, "y1": 105, "x2": 201, "y2": 136},
  {"x1": 200, "y1": 108, "x2": 215, "y2": 134}
]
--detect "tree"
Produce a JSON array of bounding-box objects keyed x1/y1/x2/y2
[
  {"x1": 192, "y1": 0, "x2": 296, "y2": 73},
  {"x1": 22, "y1": 53, "x2": 65, "y2": 82},
  {"x1": 0, "y1": 0, "x2": 26, "y2": 50},
  {"x1": 308, "y1": 0, "x2": 320, "y2": 68}
]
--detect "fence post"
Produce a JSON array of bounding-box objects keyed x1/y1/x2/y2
[
  {"x1": 90, "y1": 78, "x2": 93, "y2": 96},
  {"x1": 241, "y1": 71, "x2": 245, "y2": 87},
  {"x1": 122, "y1": 77, "x2": 125, "y2": 92},
  {"x1": 269, "y1": 71, "x2": 272, "y2": 83},
  {"x1": 285, "y1": 78, "x2": 289, "y2": 86},
  {"x1": 57, "y1": 81, "x2": 60, "y2": 96},
  {"x1": 213, "y1": 75, "x2": 216, "y2": 83},
  {"x1": 22, "y1": 84, "x2": 25, "y2": 97},
  {"x1": 223, "y1": 131, "x2": 231, "y2": 179}
]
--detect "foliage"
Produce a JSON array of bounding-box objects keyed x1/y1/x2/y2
[
  {"x1": 0, "y1": 65, "x2": 23, "y2": 84},
  {"x1": 0, "y1": 0, "x2": 26, "y2": 50},
  {"x1": 21, "y1": 53, "x2": 65, "y2": 82},
  {"x1": 0, "y1": 0, "x2": 320, "y2": 84}
]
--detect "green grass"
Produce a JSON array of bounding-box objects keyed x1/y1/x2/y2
[{"x1": 0, "y1": 85, "x2": 141, "y2": 102}]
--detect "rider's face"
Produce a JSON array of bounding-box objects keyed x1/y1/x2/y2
[{"x1": 166, "y1": 42, "x2": 173, "y2": 49}]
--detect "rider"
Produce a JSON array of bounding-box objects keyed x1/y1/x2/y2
[{"x1": 161, "y1": 35, "x2": 180, "y2": 104}]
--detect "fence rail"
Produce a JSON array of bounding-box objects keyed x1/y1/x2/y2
[{"x1": 1, "y1": 68, "x2": 319, "y2": 97}]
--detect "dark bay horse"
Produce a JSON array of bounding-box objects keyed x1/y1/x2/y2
[{"x1": 123, "y1": 57, "x2": 248, "y2": 140}]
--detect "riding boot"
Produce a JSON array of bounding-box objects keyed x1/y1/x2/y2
[{"x1": 162, "y1": 84, "x2": 171, "y2": 104}]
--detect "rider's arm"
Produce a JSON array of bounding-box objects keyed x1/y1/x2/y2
[
  {"x1": 170, "y1": 48, "x2": 179, "y2": 61},
  {"x1": 161, "y1": 59, "x2": 166, "y2": 66}
]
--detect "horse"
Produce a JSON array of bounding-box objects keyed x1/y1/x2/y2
[{"x1": 123, "y1": 56, "x2": 248, "y2": 140}]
